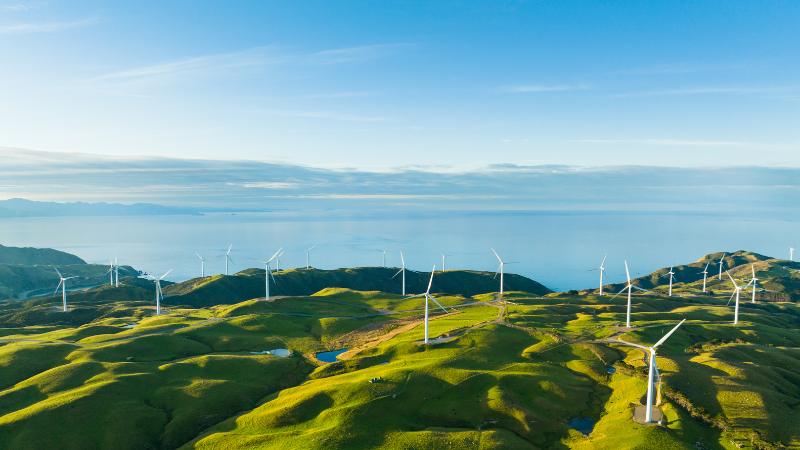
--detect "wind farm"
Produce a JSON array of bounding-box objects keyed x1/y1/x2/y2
[
  {"x1": 1, "y1": 1, "x2": 799, "y2": 449},
  {"x1": 0, "y1": 243, "x2": 799, "y2": 450}
]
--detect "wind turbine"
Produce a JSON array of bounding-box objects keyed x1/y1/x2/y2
[
  {"x1": 145, "y1": 269, "x2": 172, "y2": 315},
  {"x1": 440, "y1": 253, "x2": 447, "y2": 272},
  {"x1": 306, "y1": 244, "x2": 316, "y2": 269},
  {"x1": 275, "y1": 249, "x2": 285, "y2": 271},
  {"x1": 664, "y1": 267, "x2": 676, "y2": 297},
  {"x1": 53, "y1": 268, "x2": 78, "y2": 312},
  {"x1": 491, "y1": 248, "x2": 506, "y2": 297},
  {"x1": 408, "y1": 265, "x2": 448, "y2": 344},
  {"x1": 195, "y1": 252, "x2": 205, "y2": 277},
  {"x1": 747, "y1": 264, "x2": 758, "y2": 304},
  {"x1": 263, "y1": 248, "x2": 282, "y2": 300},
  {"x1": 726, "y1": 271, "x2": 742, "y2": 325},
  {"x1": 107, "y1": 260, "x2": 115, "y2": 286},
  {"x1": 644, "y1": 319, "x2": 686, "y2": 423},
  {"x1": 717, "y1": 253, "x2": 726, "y2": 280},
  {"x1": 224, "y1": 245, "x2": 233, "y2": 275},
  {"x1": 392, "y1": 250, "x2": 406, "y2": 296},
  {"x1": 381, "y1": 249, "x2": 387, "y2": 268},
  {"x1": 611, "y1": 260, "x2": 649, "y2": 328},
  {"x1": 597, "y1": 255, "x2": 607, "y2": 296},
  {"x1": 701, "y1": 262, "x2": 710, "y2": 293},
  {"x1": 790, "y1": 247, "x2": 795, "y2": 262}
]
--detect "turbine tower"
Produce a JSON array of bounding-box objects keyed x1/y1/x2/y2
[
  {"x1": 224, "y1": 244, "x2": 233, "y2": 275},
  {"x1": 644, "y1": 319, "x2": 686, "y2": 423},
  {"x1": 491, "y1": 248, "x2": 505, "y2": 297},
  {"x1": 381, "y1": 249, "x2": 387, "y2": 268},
  {"x1": 53, "y1": 268, "x2": 78, "y2": 312},
  {"x1": 145, "y1": 269, "x2": 172, "y2": 315},
  {"x1": 441, "y1": 253, "x2": 447, "y2": 272},
  {"x1": 598, "y1": 255, "x2": 607, "y2": 296},
  {"x1": 726, "y1": 271, "x2": 742, "y2": 325},
  {"x1": 701, "y1": 262, "x2": 710, "y2": 293},
  {"x1": 717, "y1": 253, "x2": 726, "y2": 280},
  {"x1": 408, "y1": 265, "x2": 448, "y2": 344},
  {"x1": 107, "y1": 260, "x2": 114, "y2": 286},
  {"x1": 195, "y1": 252, "x2": 205, "y2": 277},
  {"x1": 612, "y1": 261, "x2": 648, "y2": 328},
  {"x1": 791, "y1": 247, "x2": 795, "y2": 262},
  {"x1": 114, "y1": 257, "x2": 120, "y2": 287},
  {"x1": 665, "y1": 267, "x2": 676, "y2": 297},
  {"x1": 306, "y1": 244, "x2": 316, "y2": 269},
  {"x1": 392, "y1": 251, "x2": 406, "y2": 296},
  {"x1": 263, "y1": 248, "x2": 282, "y2": 300},
  {"x1": 747, "y1": 265, "x2": 759, "y2": 304}
]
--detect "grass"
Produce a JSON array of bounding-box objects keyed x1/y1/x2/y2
[{"x1": 1, "y1": 268, "x2": 799, "y2": 449}]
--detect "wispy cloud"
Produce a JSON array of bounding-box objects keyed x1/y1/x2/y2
[
  {"x1": 0, "y1": 17, "x2": 96, "y2": 34},
  {"x1": 90, "y1": 43, "x2": 412, "y2": 87},
  {"x1": 91, "y1": 46, "x2": 283, "y2": 84},
  {"x1": 305, "y1": 91, "x2": 376, "y2": 99},
  {"x1": 308, "y1": 43, "x2": 414, "y2": 64},
  {"x1": 496, "y1": 84, "x2": 589, "y2": 94},
  {"x1": 615, "y1": 86, "x2": 798, "y2": 98},
  {"x1": 620, "y1": 62, "x2": 746, "y2": 75},
  {"x1": 264, "y1": 109, "x2": 386, "y2": 122},
  {"x1": 574, "y1": 138, "x2": 756, "y2": 148},
  {"x1": 0, "y1": 2, "x2": 42, "y2": 12}
]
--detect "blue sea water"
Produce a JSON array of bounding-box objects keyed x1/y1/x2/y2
[{"x1": 0, "y1": 210, "x2": 796, "y2": 291}]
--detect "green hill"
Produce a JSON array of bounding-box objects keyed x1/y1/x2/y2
[
  {"x1": 1, "y1": 250, "x2": 799, "y2": 449},
  {"x1": 0, "y1": 244, "x2": 85, "y2": 265},
  {"x1": 599, "y1": 250, "x2": 800, "y2": 301},
  {"x1": 161, "y1": 266, "x2": 551, "y2": 308}
]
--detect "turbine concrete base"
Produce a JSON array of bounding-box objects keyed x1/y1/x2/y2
[{"x1": 632, "y1": 405, "x2": 664, "y2": 425}]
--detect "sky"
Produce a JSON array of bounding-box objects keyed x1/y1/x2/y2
[{"x1": 1, "y1": 0, "x2": 799, "y2": 169}]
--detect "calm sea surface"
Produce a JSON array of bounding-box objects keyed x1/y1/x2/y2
[{"x1": 0, "y1": 211, "x2": 795, "y2": 291}]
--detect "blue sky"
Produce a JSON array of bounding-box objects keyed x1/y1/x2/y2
[{"x1": 1, "y1": 0, "x2": 798, "y2": 169}]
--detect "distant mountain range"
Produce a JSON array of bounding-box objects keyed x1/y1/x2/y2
[{"x1": 0, "y1": 198, "x2": 198, "y2": 217}]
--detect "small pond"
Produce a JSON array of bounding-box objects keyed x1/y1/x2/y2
[
  {"x1": 568, "y1": 417, "x2": 596, "y2": 436},
  {"x1": 316, "y1": 348, "x2": 348, "y2": 363},
  {"x1": 250, "y1": 348, "x2": 291, "y2": 357}
]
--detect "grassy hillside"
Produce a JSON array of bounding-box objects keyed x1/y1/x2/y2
[
  {"x1": 599, "y1": 251, "x2": 800, "y2": 301},
  {"x1": 1, "y1": 251, "x2": 799, "y2": 449},
  {"x1": 162, "y1": 267, "x2": 551, "y2": 307},
  {"x1": 0, "y1": 244, "x2": 86, "y2": 265}
]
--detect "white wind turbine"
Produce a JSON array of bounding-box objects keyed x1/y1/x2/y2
[
  {"x1": 408, "y1": 265, "x2": 449, "y2": 344},
  {"x1": 746, "y1": 264, "x2": 758, "y2": 304},
  {"x1": 195, "y1": 252, "x2": 206, "y2": 277},
  {"x1": 263, "y1": 248, "x2": 282, "y2": 300},
  {"x1": 597, "y1": 255, "x2": 607, "y2": 296},
  {"x1": 726, "y1": 271, "x2": 742, "y2": 325},
  {"x1": 224, "y1": 245, "x2": 233, "y2": 275},
  {"x1": 392, "y1": 251, "x2": 406, "y2": 296},
  {"x1": 790, "y1": 247, "x2": 795, "y2": 262},
  {"x1": 114, "y1": 257, "x2": 120, "y2": 287},
  {"x1": 145, "y1": 269, "x2": 172, "y2": 315},
  {"x1": 275, "y1": 249, "x2": 285, "y2": 271},
  {"x1": 107, "y1": 260, "x2": 115, "y2": 286},
  {"x1": 611, "y1": 260, "x2": 649, "y2": 328},
  {"x1": 381, "y1": 249, "x2": 387, "y2": 268},
  {"x1": 664, "y1": 267, "x2": 676, "y2": 297},
  {"x1": 643, "y1": 319, "x2": 686, "y2": 423},
  {"x1": 701, "y1": 262, "x2": 710, "y2": 293},
  {"x1": 53, "y1": 268, "x2": 78, "y2": 312},
  {"x1": 717, "y1": 253, "x2": 727, "y2": 280},
  {"x1": 491, "y1": 248, "x2": 510, "y2": 297},
  {"x1": 306, "y1": 244, "x2": 317, "y2": 269},
  {"x1": 440, "y1": 253, "x2": 449, "y2": 272}
]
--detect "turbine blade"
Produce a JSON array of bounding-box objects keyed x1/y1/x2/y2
[
  {"x1": 160, "y1": 269, "x2": 173, "y2": 280},
  {"x1": 429, "y1": 294, "x2": 449, "y2": 313},
  {"x1": 400, "y1": 251, "x2": 405, "y2": 266},
  {"x1": 54, "y1": 267, "x2": 63, "y2": 278},
  {"x1": 726, "y1": 271, "x2": 738, "y2": 288},
  {"x1": 624, "y1": 260, "x2": 631, "y2": 282},
  {"x1": 226, "y1": 244, "x2": 232, "y2": 255},
  {"x1": 653, "y1": 319, "x2": 686, "y2": 348},
  {"x1": 54, "y1": 280, "x2": 63, "y2": 295},
  {"x1": 391, "y1": 268, "x2": 403, "y2": 279},
  {"x1": 267, "y1": 248, "x2": 283, "y2": 262},
  {"x1": 426, "y1": 265, "x2": 435, "y2": 294},
  {"x1": 491, "y1": 248, "x2": 502, "y2": 263}
]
